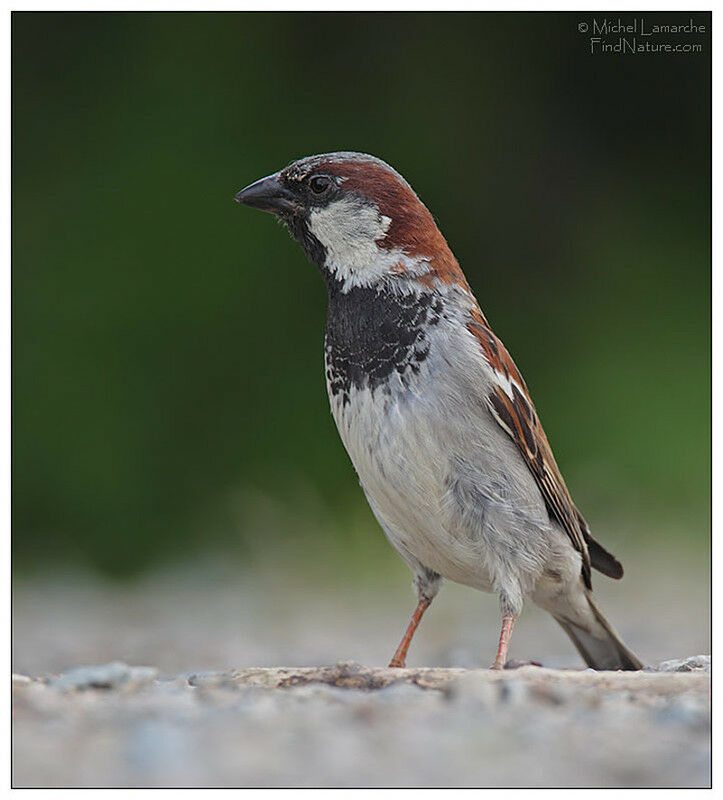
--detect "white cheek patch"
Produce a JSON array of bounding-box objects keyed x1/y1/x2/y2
[{"x1": 309, "y1": 198, "x2": 414, "y2": 290}]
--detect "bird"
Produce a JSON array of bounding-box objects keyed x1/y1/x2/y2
[{"x1": 235, "y1": 152, "x2": 643, "y2": 671}]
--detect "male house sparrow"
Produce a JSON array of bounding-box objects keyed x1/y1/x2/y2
[{"x1": 236, "y1": 152, "x2": 642, "y2": 671}]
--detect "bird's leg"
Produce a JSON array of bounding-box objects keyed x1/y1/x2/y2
[
  {"x1": 491, "y1": 613, "x2": 516, "y2": 670},
  {"x1": 388, "y1": 599, "x2": 431, "y2": 668}
]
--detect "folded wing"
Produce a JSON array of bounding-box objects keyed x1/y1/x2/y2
[{"x1": 466, "y1": 308, "x2": 623, "y2": 588}]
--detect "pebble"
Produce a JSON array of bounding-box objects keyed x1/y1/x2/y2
[
  {"x1": 657, "y1": 655, "x2": 711, "y2": 673},
  {"x1": 48, "y1": 662, "x2": 159, "y2": 691},
  {"x1": 12, "y1": 657, "x2": 710, "y2": 788}
]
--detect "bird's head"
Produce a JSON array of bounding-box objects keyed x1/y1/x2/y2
[{"x1": 235, "y1": 152, "x2": 470, "y2": 294}]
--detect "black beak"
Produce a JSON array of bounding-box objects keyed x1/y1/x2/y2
[{"x1": 234, "y1": 172, "x2": 298, "y2": 215}]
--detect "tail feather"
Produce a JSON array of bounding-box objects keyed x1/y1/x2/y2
[
  {"x1": 586, "y1": 536, "x2": 624, "y2": 580},
  {"x1": 574, "y1": 508, "x2": 624, "y2": 580},
  {"x1": 553, "y1": 593, "x2": 642, "y2": 671}
]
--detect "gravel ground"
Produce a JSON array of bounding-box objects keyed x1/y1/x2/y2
[
  {"x1": 12, "y1": 551, "x2": 710, "y2": 788},
  {"x1": 13, "y1": 657, "x2": 710, "y2": 788}
]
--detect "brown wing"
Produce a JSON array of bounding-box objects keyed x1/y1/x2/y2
[{"x1": 467, "y1": 309, "x2": 595, "y2": 588}]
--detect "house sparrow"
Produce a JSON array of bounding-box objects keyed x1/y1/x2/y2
[{"x1": 235, "y1": 152, "x2": 642, "y2": 671}]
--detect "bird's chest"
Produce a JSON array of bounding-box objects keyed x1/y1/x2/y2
[
  {"x1": 320, "y1": 287, "x2": 529, "y2": 590},
  {"x1": 323, "y1": 285, "x2": 443, "y2": 453},
  {"x1": 323, "y1": 284, "x2": 444, "y2": 406},
  {"x1": 325, "y1": 337, "x2": 492, "y2": 587},
  {"x1": 323, "y1": 286, "x2": 454, "y2": 539}
]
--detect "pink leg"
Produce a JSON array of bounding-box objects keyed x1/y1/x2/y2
[
  {"x1": 388, "y1": 599, "x2": 431, "y2": 668},
  {"x1": 491, "y1": 614, "x2": 516, "y2": 670}
]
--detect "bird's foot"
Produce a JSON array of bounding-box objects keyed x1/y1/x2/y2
[
  {"x1": 387, "y1": 598, "x2": 431, "y2": 669},
  {"x1": 490, "y1": 614, "x2": 516, "y2": 671}
]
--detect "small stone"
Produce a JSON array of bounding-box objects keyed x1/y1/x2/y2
[
  {"x1": 657, "y1": 655, "x2": 711, "y2": 673},
  {"x1": 186, "y1": 671, "x2": 229, "y2": 689},
  {"x1": 49, "y1": 661, "x2": 158, "y2": 691},
  {"x1": 505, "y1": 659, "x2": 543, "y2": 670}
]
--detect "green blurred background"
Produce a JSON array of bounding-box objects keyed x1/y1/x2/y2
[{"x1": 12, "y1": 12, "x2": 710, "y2": 579}]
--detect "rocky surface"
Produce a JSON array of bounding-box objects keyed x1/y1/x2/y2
[
  {"x1": 12, "y1": 556, "x2": 710, "y2": 787},
  {"x1": 13, "y1": 657, "x2": 710, "y2": 788}
]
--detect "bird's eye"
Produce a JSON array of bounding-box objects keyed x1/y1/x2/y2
[{"x1": 309, "y1": 175, "x2": 331, "y2": 194}]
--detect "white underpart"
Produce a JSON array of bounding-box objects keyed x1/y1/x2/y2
[
  {"x1": 325, "y1": 310, "x2": 584, "y2": 617},
  {"x1": 308, "y1": 197, "x2": 425, "y2": 291}
]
